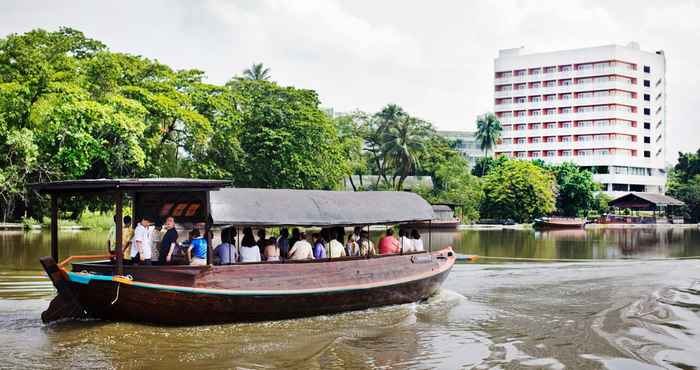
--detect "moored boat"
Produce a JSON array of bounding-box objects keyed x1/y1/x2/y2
[
  {"x1": 32, "y1": 179, "x2": 456, "y2": 325},
  {"x1": 533, "y1": 217, "x2": 586, "y2": 230}
]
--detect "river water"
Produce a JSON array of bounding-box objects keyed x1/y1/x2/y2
[{"x1": 1, "y1": 226, "x2": 699, "y2": 369}]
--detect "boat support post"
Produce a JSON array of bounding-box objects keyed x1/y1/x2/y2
[
  {"x1": 115, "y1": 191, "x2": 124, "y2": 276},
  {"x1": 50, "y1": 194, "x2": 59, "y2": 262},
  {"x1": 428, "y1": 220, "x2": 432, "y2": 252},
  {"x1": 205, "y1": 191, "x2": 213, "y2": 266}
]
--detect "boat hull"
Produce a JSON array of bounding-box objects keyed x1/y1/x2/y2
[
  {"x1": 533, "y1": 219, "x2": 586, "y2": 230},
  {"x1": 42, "y1": 249, "x2": 455, "y2": 325}
]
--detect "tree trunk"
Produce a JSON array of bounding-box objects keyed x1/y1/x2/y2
[{"x1": 348, "y1": 175, "x2": 357, "y2": 192}]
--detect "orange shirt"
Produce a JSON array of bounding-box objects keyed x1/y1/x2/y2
[{"x1": 378, "y1": 236, "x2": 400, "y2": 255}]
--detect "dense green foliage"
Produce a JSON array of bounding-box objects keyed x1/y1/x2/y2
[
  {"x1": 479, "y1": 159, "x2": 557, "y2": 222},
  {"x1": 550, "y1": 162, "x2": 598, "y2": 217},
  {"x1": 0, "y1": 28, "x2": 347, "y2": 219},
  {"x1": 667, "y1": 149, "x2": 700, "y2": 221}
]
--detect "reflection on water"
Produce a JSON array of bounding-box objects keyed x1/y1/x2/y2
[{"x1": 0, "y1": 228, "x2": 699, "y2": 369}]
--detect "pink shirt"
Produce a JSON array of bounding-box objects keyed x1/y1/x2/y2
[{"x1": 378, "y1": 236, "x2": 400, "y2": 255}]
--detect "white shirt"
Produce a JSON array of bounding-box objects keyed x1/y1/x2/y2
[
  {"x1": 329, "y1": 239, "x2": 346, "y2": 258},
  {"x1": 289, "y1": 240, "x2": 314, "y2": 260},
  {"x1": 399, "y1": 236, "x2": 414, "y2": 252},
  {"x1": 413, "y1": 238, "x2": 424, "y2": 252},
  {"x1": 240, "y1": 246, "x2": 261, "y2": 263},
  {"x1": 131, "y1": 223, "x2": 152, "y2": 259}
]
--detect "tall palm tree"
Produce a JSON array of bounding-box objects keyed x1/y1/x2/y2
[
  {"x1": 380, "y1": 116, "x2": 427, "y2": 190},
  {"x1": 242, "y1": 63, "x2": 271, "y2": 81},
  {"x1": 475, "y1": 112, "x2": 502, "y2": 157}
]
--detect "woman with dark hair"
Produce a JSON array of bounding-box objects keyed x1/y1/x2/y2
[
  {"x1": 264, "y1": 237, "x2": 280, "y2": 261},
  {"x1": 410, "y1": 229, "x2": 424, "y2": 252},
  {"x1": 240, "y1": 227, "x2": 261, "y2": 262},
  {"x1": 312, "y1": 233, "x2": 327, "y2": 259}
]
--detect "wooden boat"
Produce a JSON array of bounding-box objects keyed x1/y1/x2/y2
[
  {"x1": 32, "y1": 179, "x2": 456, "y2": 325},
  {"x1": 533, "y1": 217, "x2": 586, "y2": 230}
]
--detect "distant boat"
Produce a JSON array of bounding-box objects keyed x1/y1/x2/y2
[
  {"x1": 32, "y1": 179, "x2": 456, "y2": 325},
  {"x1": 404, "y1": 204, "x2": 461, "y2": 229},
  {"x1": 533, "y1": 217, "x2": 586, "y2": 230}
]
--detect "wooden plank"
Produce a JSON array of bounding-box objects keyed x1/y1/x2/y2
[{"x1": 50, "y1": 194, "x2": 59, "y2": 261}]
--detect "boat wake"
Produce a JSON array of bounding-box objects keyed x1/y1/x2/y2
[{"x1": 588, "y1": 280, "x2": 700, "y2": 370}]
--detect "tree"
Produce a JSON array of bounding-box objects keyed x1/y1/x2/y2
[
  {"x1": 471, "y1": 156, "x2": 508, "y2": 177},
  {"x1": 551, "y1": 162, "x2": 598, "y2": 217},
  {"x1": 230, "y1": 79, "x2": 347, "y2": 189},
  {"x1": 480, "y1": 159, "x2": 556, "y2": 222},
  {"x1": 475, "y1": 113, "x2": 502, "y2": 160},
  {"x1": 667, "y1": 149, "x2": 700, "y2": 222},
  {"x1": 242, "y1": 63, "x2": 271, "y2": 81},
  {"x1": 333, "y1": 112, "x2": 367, "y2": 191},
  {"x1": 380, "y1": 116, "x2": 429, "y2": 190}
]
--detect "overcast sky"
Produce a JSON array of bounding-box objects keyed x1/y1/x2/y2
[{"x1": 1, "y1": 0, "x2": 698, "y2": 163}]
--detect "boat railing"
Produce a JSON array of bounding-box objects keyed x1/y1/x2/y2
[{"x1": 59, "y1": 254, "x2": 113, "y2": 270}]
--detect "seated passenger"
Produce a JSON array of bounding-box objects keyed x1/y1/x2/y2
[
  {"x1": 214, "y1": 227, "x2": 237, "y2": 265},
  {"x1": 240, "y1": 227, "x2": 261, "y2": 263},
  {"x1": 256, "y1": 229, "x2": 267, "y2": 256},
  {"x1": 288, "y1": 231, "x2": 314, "y2": 260},
  {"x1": 398, "y1": 229, "x2": 414, "y2": 253},
  {"x1": 277, "y1": 228, "x2": 290, "y2": 259},
  {"x1": 411, "y1": 229, "x2": 425, "y2": 252},
  {"x1": 358, "y1": 230, "x2": 376, "y2": 256},
  {"x1": 329, "y1": 230, "x2": 347, "y2": 258},
  {"x1": 264, "y1": 237, "x2": 280, "y2": 261},
  {"x1": 188, "y1": 229, "x2": 208, "y2": 266},
  {"x1": 378, "y1": 228, "x2": 400, "y2": 255},
  {"x1": 346, "y1": 234, "x2": 359, "y2": 256},
  {"x1": 312, "y1": 233, "x2": 327, "y2": 259}
]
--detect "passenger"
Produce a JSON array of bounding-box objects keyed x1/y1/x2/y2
[
  {"x1": 131, "y1": 217, "x2": 153, "y2": 265},
  {"x1": 121, "y1": 215, "x2": 134, "y2": 260},
  {"x1": 277, "y1": 228, "x2": 290, "y2": 259},
  {"x1": 312, "y1": 233, "x2": 327, "y2": 259},
  {"x1": 288, "y1": 231, "x2": 314, "y2": 260},
  {"x1": 351, "y1": 226, "x2": 362, "y2": 242},
  {"x1": 240, "y1": 227, "x2": 261, "y2": 263},
  {"x1": 107, "y1": 215, "x2": 119, "y2": 252},
  {"x1": 149, "y1": 223, "x2": 163, "y2": 262},
  {"x1": 256, "y1": 229, "x2": 267, "y2": 256},
  {"x1": 188, "y1": 229, "x2": 208, "y2": 266},
  {"x1": 411, "y1": 229, "x2": 425, "y2": 252},
  {"x1": 264, "y1": 237, "x2": 281, "y2": 261},
  {"x1": 329, "y1": 230, "x2": 347, "y2": 258},
  {"x1": 398, "y1": 229, "x2": 414, "y2": 253},
  {"x1": 214, "y1": 227, "x2": 237, "y2": 265},
  {"x1": 358, "y1": 230, "x2": 376, "y2": 256},
  {"x1": 346, "y1": 234, "x2": 359, "y2": 256},
  {"x1": 160, "y1": 216, "x2": 179, "y2": 264},
  {"x1": 289, "y1": 227, "x2": 301, "y2": 248},
  {"x1": 378, "y1": 228, "x2": 400, "y2": 255}
]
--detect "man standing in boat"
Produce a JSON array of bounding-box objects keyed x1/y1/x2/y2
[{"x1": 131, "y1": 217, "x2": 153, "y2": 265}]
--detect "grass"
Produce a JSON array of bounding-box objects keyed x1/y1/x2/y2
[{"x1": 39, "y1": 209, "x2": 125, "y2": 230}]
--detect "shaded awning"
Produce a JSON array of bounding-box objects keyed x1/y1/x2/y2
[
  {"x1": 609, "y1": 192, "x2": 685, "y2": 209},
  {"x1": 30, "y1": 178, "x2": 230, "y2": 194},
  {"x1": 210, "y1": 188, "x2": 434, "y2": 226}
]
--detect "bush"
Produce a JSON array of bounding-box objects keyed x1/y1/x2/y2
[{"x1": 20, "y1": 216, "x2": 40, "y2": 230}]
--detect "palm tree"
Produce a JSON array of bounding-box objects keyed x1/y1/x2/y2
[
  {"x1": 242, "y1": 63, "x2": 271, "y2": 81},
  {"x1": 475, "y1": 113, "x2": 502, "y2": 157},
  {"x1": 380, "y1": 116, "x2": 427, "y2": 190}
]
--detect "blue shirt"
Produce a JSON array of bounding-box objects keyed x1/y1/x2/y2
[
  {"x1": 191, "y1": 237, "x2": 208, "y2": 259},
  {"x1": 313, "y1": 242, "x2": 326, "y2": 259},
  {"x1": 214, "y1": 242, "x2": 237, "y2": 264}
]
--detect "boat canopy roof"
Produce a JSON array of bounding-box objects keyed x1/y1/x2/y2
[
  {"x1": 210, "y1": 188, "x2": 434, "y2": 226},
  {"x1": 30, "y1": 178, "x2": 230, "y2": 194}
]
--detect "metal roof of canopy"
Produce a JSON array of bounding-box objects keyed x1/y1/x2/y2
[
  {"x1": 609, "y1": 192, "x2": 685, "y2": 208},
  {"x1": 30, "y1": 178, "x2": 230, "y2": 193},
  {"x1": 210, "y1": 188, "x2": 435, "y2": 226}
]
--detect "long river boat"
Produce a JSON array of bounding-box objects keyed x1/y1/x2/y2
[{"x1": 32, "y1": 179, "x2": 456, "y2": 325}]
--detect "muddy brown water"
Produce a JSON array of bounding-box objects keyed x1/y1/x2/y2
[{"x1": 1, "y1": 227, "x2": 699, "y2": 369}]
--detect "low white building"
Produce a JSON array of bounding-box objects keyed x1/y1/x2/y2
[{"x1": 437, "y1": 130, "x2": 484, "y2": 167}]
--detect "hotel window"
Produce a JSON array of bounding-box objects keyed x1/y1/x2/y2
[
  {"x1": 577, "y1": 63, "x2": 593, "y2": 71},
  {"x1": 594, "y1": 90, "x2": 610, "y2": 97},
  {"x1": 560, "y1": 93, "x2": 572, "y2": 100},
  {"x1": 516, "y1": 152, "x2": 527, "y2": 158},
  {"x1": 531, "y1": 137, "x2": 541, "y2": 143},
  {"x1": 595, "y1": 119, "x2": 610, "y2": 127},
  {"x1": 561, "y1": 121, "x2": 572, "y2": 128},
  {"x1": 544, "y1": 66, "x2": 556, "y2": 73},
  {"x1": 644, "y1": 150, "x2": 651, "y2": 158},
  {"x1": 531, "y1": 96, "x2": 541, "y2": 102},
  {"x1": 560, "y1": 136, "x2": 572, "y2": 142},
  {"x1": 644, "y1": 108, "x2": 651, "y2": 115},
  {"x1": 531, "y1": 110, "x2": 541, "y2": 116},
  {"x1": 515, "y1": 124, "x2": 526, "y2": 130},
  {"x1": 577, "y1": 120, "x2": 593, "y2": 128},
  {"x1": 514, "y1": 69, "x2": 526, "y2": 76},
  {"x1": 515, "y1": 138, "x2": 526, "y2": 144},
  {"x1": 577, "y1": 106, "x2": 593, "y2": 113},
  {"x1": 594, "y1": 105, "x2": 609, "y2": 112},
  {"x1": 644, "y1": 94, "x2": 650, "y2": 101},
  {"x1": 577, "y1": 150, "x2": 593, "y2": 157},
  {"x1": 545, "y1": 136, "x2": 556, "y2": 143},
  {"x1": 577, "y1": 78, "x2": 593, "y2": 84},
  {"x1": 559, "y1": 65, "x2": 572, "y2": 72},
  {"x1": 503, "y1": 125, "x2": 512, "y2": 131},
  {"x1": 543, "y1": 94, "x2": 556, "y2": 101},
  {"x1": 515, "y1": 83, "x2": 526, "y2": 90},
  {"x1": 595, "y1": 149, "x2": 610, "y2": 156},
  {"x1": 531, "y1": 123, "x2": 541, "y2": 130},
  {"x1": 514, "y1": 97, "x2": 526, "y2": 103},
  {"x1": 593, "y1": 76, "x2": 610, "y2": 83},
  {"x1": 530, "y1": 68, "x2": 541, "y2": 75},
  {"x1": 594, "y1": 134, "x2": 609, "y2": 141},
  {"x1": 577, "y1": 92, "x2": 593, "y2": 99},
  {"x1": 502, "y1": 138, "x2": 512, "y2": 144},
  {"x1": 530, "y1": 82, "x2": 541, "y2": 88},
  {"x1": 643, "y1": 65, "x2": 651, "y2": 73},
  {"x1": 530, "y1": 151, "x2": 540, "y2": 158},
  {"x1": 543, "y1": 108, "x2": 555, "y2": 115},
  {"x1": 643, "y1": 80, "x2": 651, "y2": 87},
  {"x1": 561, "y1": 150, "x2": 572, "y2": 157},
  {"x1": 544, "y1": 122, "x2": 556, "y2": 129},
  {"x1": 578, "y1": 135, "x2": 593, "y2": 142},
  {"x1": 544, "y1": 150, "x2": 556, "y2": 157},
  {"x1": 560, "y1": 79, "x2": 572, "y2": 86},
  {"x1": 644, "y1": 122, "x2": 651, "y2": 129},
  {"x1": 644, "y1": 136, "x2": 651, "y2": 144},
  {"x1": 515, "y1": 110, "x2": 525, "y2": 117},
  {"x1": 594, "y1": 62, "x2": 611, "y2": 69},
  {"x1": 544, "y1": 80, "x2": 556, "y2": 87},
  {"x1": 560, "y1": 107, "x2": 572, "y2": 114}
]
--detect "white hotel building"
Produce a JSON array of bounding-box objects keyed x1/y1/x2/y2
[{"x1": 493, "y1": 43, "x2": 667, "y2": 194}]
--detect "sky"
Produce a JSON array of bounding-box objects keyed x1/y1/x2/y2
[{"x1": 1, "y1": 0, "x2": 698, "y2": 163}]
